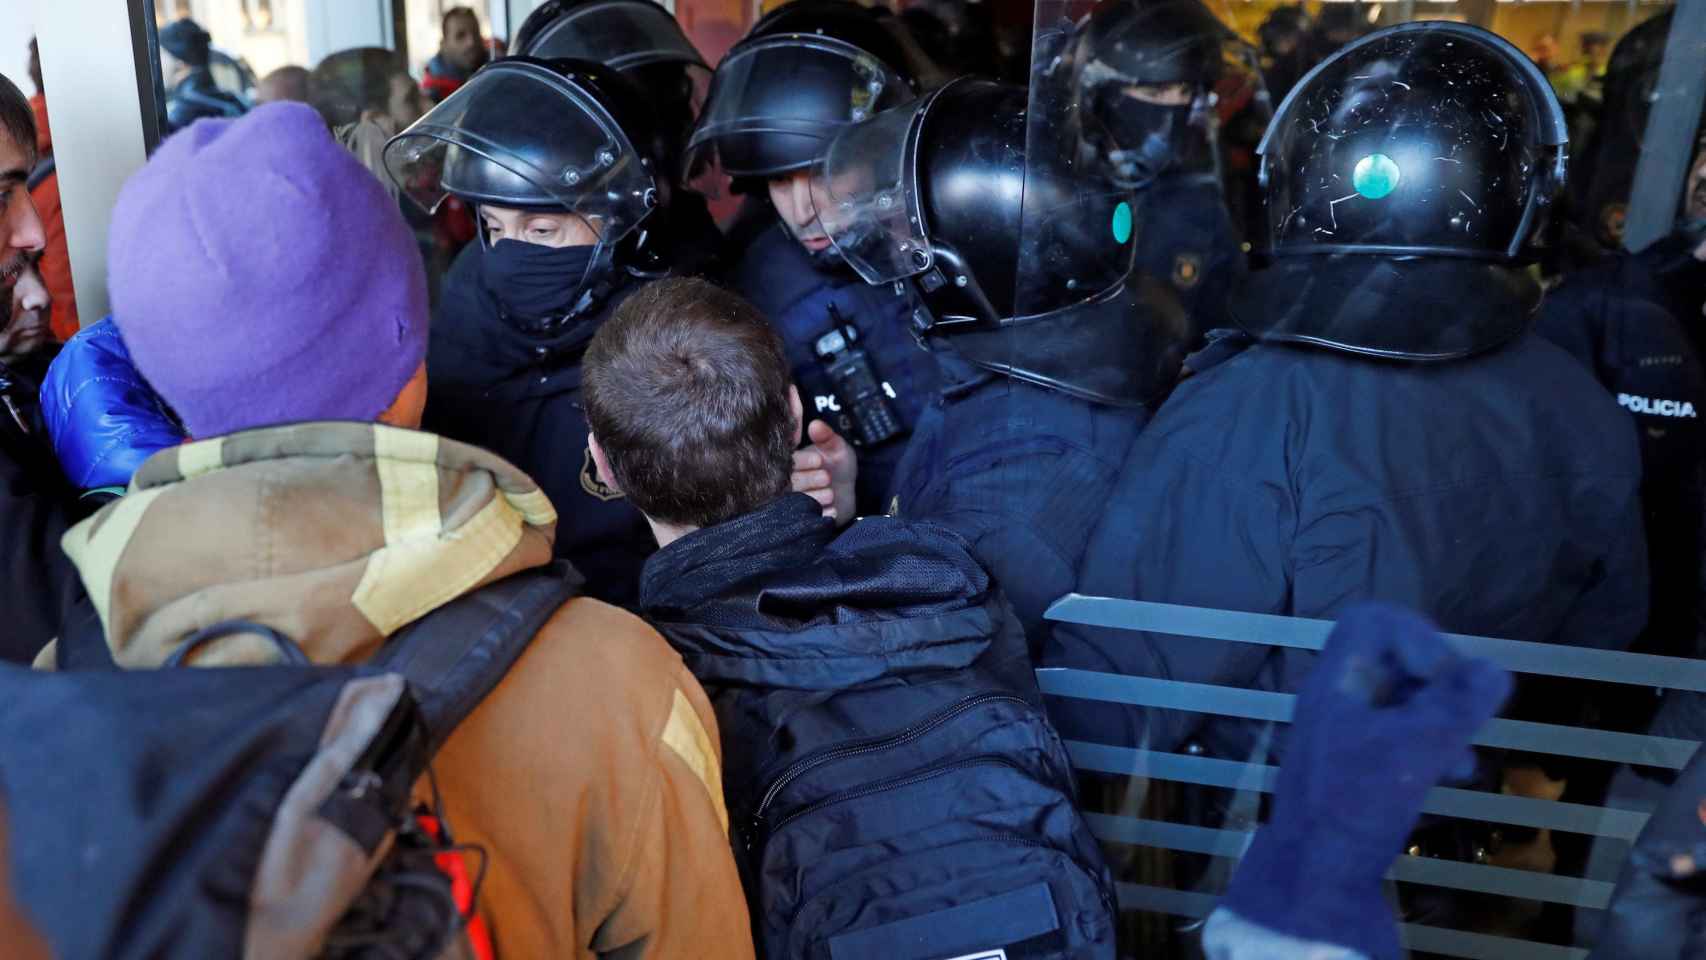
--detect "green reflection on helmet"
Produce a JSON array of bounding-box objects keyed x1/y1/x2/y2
[{"x1": 1353, "y1": 153, "x2": 1401, "y2": 200}]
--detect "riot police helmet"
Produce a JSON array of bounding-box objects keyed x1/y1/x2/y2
[
  {"x1": 684, "y1": 0, "x2": 914, "y2": 186},
  {"x1": 1068, "y1": 0, "x2": 1232, "y2": 189},
  {"x1": 812, "y1": 78, "x2": 1190, "y2": 404},
  {"x1": 1233, "y1": 20, "x2": 1568, "y2": 361},
  {"x1": 511, "y1": 0, "x2": 707, "y2": 72},
  {"x1": 385, "y1": 58, "x2": 660, "y2": 322}
]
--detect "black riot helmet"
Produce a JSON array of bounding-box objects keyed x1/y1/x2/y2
[
  {"x1": 511, "y1": 0, "x2": 707, "y2": 72},
  {"x1": 509, "y1": 0, "x2": 710, "y2": 187},
  {"x1": 812, "y1": 78, "x2": 1191, "y2": 405},
  {"x1": 684, "y1": 0, "x2": 914, "y2": 187},
  {"x1": 1233, "y1": 20, "x2": 1569, "y2": 361},
  {"x1": 1068, "y1": 0, "x2": 1230, "y2": 189},
  {"x1": 385, "y1": 58, "x2": 660, "y2": 321}
]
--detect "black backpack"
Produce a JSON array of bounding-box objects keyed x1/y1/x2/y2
[
  {"x1": 729, "y1": 667, "x2": 1118, "y2": 959},
  {"x1": 1, "y1": 563, "x2": 581, "y2": 959}
]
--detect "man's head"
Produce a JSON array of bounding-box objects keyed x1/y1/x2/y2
[
  {"x1": 107, "y1": 102, "x2": 429, "y2": 438},
  {"x1": 256, "y1": 65, "x2": 310, "y2": 105},
  {"x1": 1686, "y1": 134, "x2": 1706, "y2": 224},
  {"x1": 158, "y1": 18, "x2": 213, "y2": 85},
  {"x1": 0, "y1": 73, "x2": 43, "y2": 290},
  {"x1": 584, "y1": 277, "x2": 801, "y2": 537},
  {"x1": 308, "y1": 48, "x2": 427, "y2": 129},
  {"x1": 440, "y1": 7, "x2": 488, "y2": 73},
  {"x1": 0, "y1": 263, "x2": 50, "y2": 360},
  {"x1": 1581, "y1": 32, "x2": 1610, "y2": 65},
  {"x1": 768, "y1": 170, "x2": 834, "y2": 256},
  {"x1": 477, "y1": 207, "x2": 601, "y2": 248}
]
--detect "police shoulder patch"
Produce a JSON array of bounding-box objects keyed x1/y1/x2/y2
[{"x1": 581, "y1": 447, "x2": 624, "y2": 502}]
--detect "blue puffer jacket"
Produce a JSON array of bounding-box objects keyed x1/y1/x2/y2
[
  {"x1": 1046, "y1": 331, "x2": 1650, "y2": 761},
  {"x1": 39, "y1": 319, "x2": 185, "y2": 495}
]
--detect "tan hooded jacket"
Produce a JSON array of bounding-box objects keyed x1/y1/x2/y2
[{"x1": 39, "y1": 423, "x2": 755, "y2": 959}]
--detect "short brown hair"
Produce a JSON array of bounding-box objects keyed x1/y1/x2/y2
[{"x1": 584, "y1": 278, "x2": 796, "y2": 529}]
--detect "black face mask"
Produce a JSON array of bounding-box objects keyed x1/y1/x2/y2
[
  {"x1": 479, "y1": 239, "x2": 599, "y2": 325},
  {"x1": 1102, "y1": 99, "x2": 1193, "y2": 189}
]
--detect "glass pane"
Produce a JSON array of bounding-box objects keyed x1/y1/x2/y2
[{"x1": 1028, "y1": 1, "x2": 1706, "y2": 957}]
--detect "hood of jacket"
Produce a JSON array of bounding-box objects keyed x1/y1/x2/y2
[
  {"x1": 55, "y1": 421, "x2": 558, "y2": 668},
  {"x1": 639, "y1": 493, "x2": 1016, "y2": 690}
]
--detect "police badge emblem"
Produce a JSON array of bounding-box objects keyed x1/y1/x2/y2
[
  {"x1": 581, "y1": 447, "x2": 624, "y2": 501},
  {"x1": 1172, "y1": 252, "x2": 1203, "y2": 290}
]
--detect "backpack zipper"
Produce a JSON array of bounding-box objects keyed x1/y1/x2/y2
[
  {"x1": 745, "y1": 694, "x2": 1028, "y2": 848},
  {"x1": 765, "y1": 755, "x2": 1026, "y2": 840}
]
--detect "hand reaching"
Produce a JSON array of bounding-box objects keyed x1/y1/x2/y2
[{"x1": 791, "y1": 420, "x2": 858, "y2": 526}]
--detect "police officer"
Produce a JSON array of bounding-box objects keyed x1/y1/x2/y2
[
  {"x1": 1046, "y1": 22, "x2": 1649, "y2": 761},
  {"x1": 687, "y1": 0, "x2": 938, "y2": 515},
  {"x1": 384, "y1": 58, "x2": 671, "y2": 606},
  {"x1": 813, "y1": 77, "x2": 1188, "y2": 646},
  {"x1": 157, "y1": 19, "x2": 246, "y2": 133},
  {"x1": 1535, "y1": 45, "x2": 1706, "y2": 722},
  {"x1": 1068, "y1": 0, "x2": 1248, "y2": 341},
  {"x1": 510, "y1": 0, "x2": 723, "y2": 274}
]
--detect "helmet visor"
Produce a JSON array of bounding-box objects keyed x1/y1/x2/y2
[
  {"x1": 385, "y1": 62, "x2": 655, "y2": 241},
  {"x1": 809, "y1": 95, "x2": 932, "y2": 285},
  {"x1": 684, "y1": 35, "x2": 906, "y2": 180},
  {"x1": 515, "y1": 1, "x2": 708, "y2": 72}
]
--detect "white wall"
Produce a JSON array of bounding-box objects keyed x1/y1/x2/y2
[
  {"x1": 32, "y1": 0, "x2": 153, "y2": 325},
  {"x1": 0, "y1": 10, "x2": 35, "y2": 97}
]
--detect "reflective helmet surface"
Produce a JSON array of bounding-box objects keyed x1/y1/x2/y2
[
  {"x1": 684, "y1": 0, "x2": 914, "y2": 181},
  {"x1": 511, "y1": 0, "x2": 708, "y2": 72},
  {"x1": 1078, "y1": 0, "x2": 1228, "y2": 88},
  {"x1": 1236, "y1": 21, "x2": 1569, "y2": 360},
  {"x1": 814, "y1": 79, "x2": 1189, "y2": 404},
  {"x1": 385, "y1": 57, "x2": 657, "y2": 236}
]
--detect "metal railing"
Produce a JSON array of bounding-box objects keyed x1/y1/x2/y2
[{"x1": 1041, "y1": 596, "x2": 1706, "y2": 960}]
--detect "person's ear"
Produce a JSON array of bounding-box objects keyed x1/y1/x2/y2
[
  {"x1": 587, "y1": 432, "x2": 622, "y2": 493},
  {"x1": 788, "y1": 384, "x2": 804, "y2": 446}
]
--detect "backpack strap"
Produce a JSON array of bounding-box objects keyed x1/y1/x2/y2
[
  {"x1": 53, "y1": 599, "x2": 117, "y2": 670},
  {"x1": 370, "y1": 561, "x2": 584, "y2": 754}
]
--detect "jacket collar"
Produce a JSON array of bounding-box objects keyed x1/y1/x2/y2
[
  {"x1": 62, "y1": 422, "x2": 558, "y2": 668},
  {"x1": 639, "y1": 494, "x2": 1003, "y2": 690}
]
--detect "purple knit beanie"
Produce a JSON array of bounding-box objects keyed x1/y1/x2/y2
[{"x1": 108, "y1": 102, "x2": 427, "y2": 438}]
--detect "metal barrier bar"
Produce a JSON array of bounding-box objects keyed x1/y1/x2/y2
[
  {"x1": 1087, "y1": 814, "x2": 1613, "y2": 909},
  {"x1": 1038, "y1": 668, "x2": 1702, "y2": 769},
  {"x1": 1066, "y1": 741, "x2": 1652, "y2": 841},
  {"x1": 1046, "y1": 595, "x2": 1706, "y2": 691},
  {"x1": 1113, "y1": 883, "x2": 1591, "y2": 960}
]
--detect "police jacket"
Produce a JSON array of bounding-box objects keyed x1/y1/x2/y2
[
  {"x1": 727, "y1": 223, "x2": 939, "y2": 515},
  {"x1": 888, "y1": 346, "x2": 1150, "y2": 649},
  {"x1": 426, "y1": 242, "x2": 655, "y2": 607},
  {"x1": 1046, "y1": 332, "x2": 1650, "y2": 761},
  {"x1": 0, "y1": 363, "x2": 81, "y2": 664},
  {"x1": 1595, "y1": 736, "x2": 1706, "y2": 958},
  {"x1": 1136, "y1": 173, "x2": 1247, "y2": 344},
  {"x1": 1536, "y1": 256, "x2": 1706, "y2": 679},
  {"x1": 637, "y1": 492, "x2": 1039, "y2": 816}
]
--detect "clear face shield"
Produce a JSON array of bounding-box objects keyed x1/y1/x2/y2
[
  {"x1": 808, "y1": 96, "x2": 933, "y2": 287},
  {"x1": 385, "y1": 61, "x2": 658, "y2": 323},
  {"x1": 684, "y1": 35, "x2": 907, "y2": 185}
]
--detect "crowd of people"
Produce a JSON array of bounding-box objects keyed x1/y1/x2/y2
[{"x1": 3, "y1": 1, "x2": 1706, "y2": 958}]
